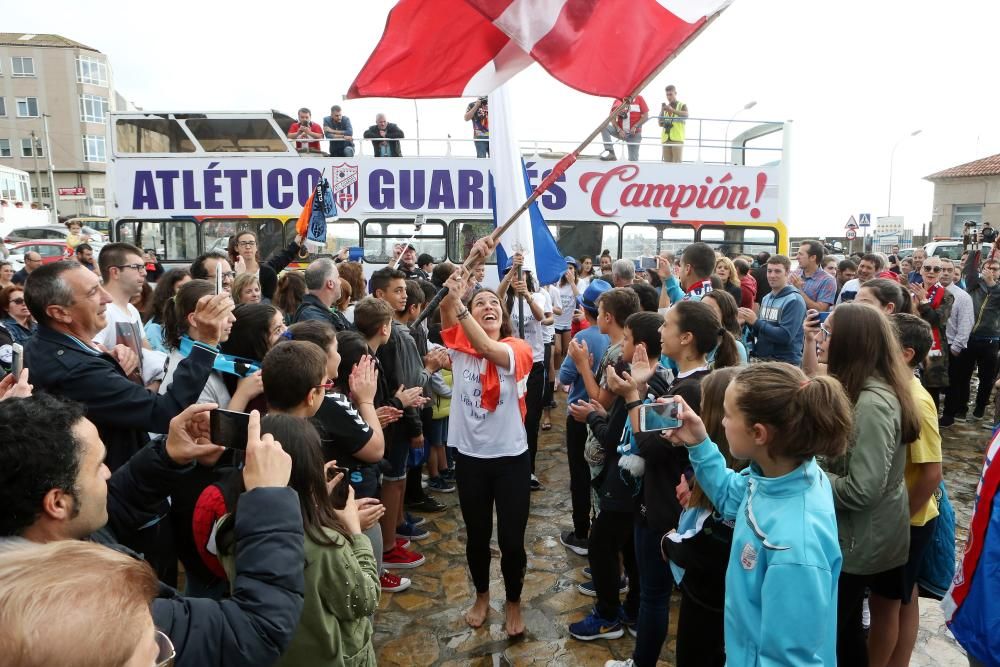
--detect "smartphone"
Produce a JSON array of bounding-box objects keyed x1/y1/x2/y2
[
  {"x1": 348, "y1": 246, "x2": 363, "y2": 262},
  {"x1": 817, "y1": 311, "x2": 831, "y2": 323},
  {"x1": 215, "y1": 262, "x2": 224, "y2": 295},
  {"x1": 327, "y1": 465, "x2": 351, "y2": 510},
  {"x1": 633, "y1": 258, "x2": 643, "y2": 272},
  {"x1": 209, "y1": 408, "x2": 251, "y2": 449},
  {"x1": 638, "y1": 401, "x2": 682, "y2": 432},
  {"x1": 640, "y1": 256, "x2": 658, "y2": 270},
  {"x1": 11, "y1": 342, "x2": 23, "y2": 378}
]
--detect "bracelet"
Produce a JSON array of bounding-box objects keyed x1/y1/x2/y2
[
  {"x1": 359, "y1": 401, "x2": 374, "y2": 406},
  {"x1": 456, "y1": 307, "x2": 471, "y2": 321},
  {"x1": 624, "y1": 399, "x2": 643, "y2": 411}
]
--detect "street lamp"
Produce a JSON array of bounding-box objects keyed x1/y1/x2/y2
[
  {"x1": 725, "y1": 100, "x2": 758, "y2": 164},
  {"x1": 887, "y1": 129, "x2": 922, "y2": 216}
]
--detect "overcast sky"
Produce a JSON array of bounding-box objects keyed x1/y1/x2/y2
[{"x1": 10, "y1": 0, "x2": 999, "y2": 237}]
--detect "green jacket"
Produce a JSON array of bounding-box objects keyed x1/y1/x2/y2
[
  {"x1": 222, "y1": 527, "x2": 380, "y2": 667},
  {"x1": 823, "y1": 378, "x2": 910, "y2": 575}
]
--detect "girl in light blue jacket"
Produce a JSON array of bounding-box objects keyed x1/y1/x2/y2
[{"x1": 660, "y1": 362, "x2": 853, "y2": 666}]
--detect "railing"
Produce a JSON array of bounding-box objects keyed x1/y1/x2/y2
[{"x1": 298, "y1": 116, "x2": 786, "y2": 165}]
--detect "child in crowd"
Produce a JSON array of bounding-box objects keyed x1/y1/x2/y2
[
  {"x1": 567, "y1": 311, "x2": 668, "y2": 641},
  {"x1": 656, "y1": 362, "x2": 852, "y2": 666},
  {"x1": 217, "y1": 340, "x2": 380, "y2": 666},
  {"x1": 353, "y1": 295, "x2": 428, "y2": 570},
  {"x1": 557, "y1": 279, "x2": 612, "y2": 554},
  {"x1": 812, "y1": 303, "x2": 920, "y2": 666},
  {"x1": 873, "y1": 314, "x2": 943, "y2": 667},
  {"x1": 662, "y1": 366, "x2": 741, "y2": 667},
  {"x1": 608, "y1": 299, "x2": 739, "y2": 667},
  {"x1": 425, "y1": 345, "x2": 454, "y2": 493},
  {"x1": 701, "y1": 290, "x2": 749, "y2": 365}
]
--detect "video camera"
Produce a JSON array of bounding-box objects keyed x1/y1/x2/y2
[{"x1": 963, "y1": 220, "x2": 979, "y2": 253}]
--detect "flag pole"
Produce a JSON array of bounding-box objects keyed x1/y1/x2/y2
[{"x1": 410, "y1": 12, "x2": 722, "y2": 330}]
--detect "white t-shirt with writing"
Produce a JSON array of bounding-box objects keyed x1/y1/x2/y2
[
  {"x1": 541, "y1": 286, "x2": 556, "y2": 344},
  {"x1": 554, "y1": 283, "x2": 577, "y2": 330},
  {"x1": 448, "y1": 343, "x2": 527, "y2": 459},
  {"x1": 508, "y1": 292, "x2": 546, "y2": 362}
]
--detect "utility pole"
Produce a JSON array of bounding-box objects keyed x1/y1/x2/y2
[
  {"x1": 41, "y1": 113, "x2": 58, "y2": 219},
  {"x1": 29, "y1": 130, "x2": 43, "y2": 204}
]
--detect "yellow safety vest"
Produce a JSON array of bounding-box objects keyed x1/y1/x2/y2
[{"x1": 660, "y1": 102, "x2": 687, "y2": 143}]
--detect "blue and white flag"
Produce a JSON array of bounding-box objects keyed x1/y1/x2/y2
[
  {"x1": 488, "y1": 85, "x2": 565, "y2": 287},
  {"x1": 305, "y1": 177, "x2": 337, "y2": 254}
]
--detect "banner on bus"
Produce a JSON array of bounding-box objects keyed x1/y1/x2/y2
[{"x1": 113, "y1": 157, "x2": 779, "y2": 224}]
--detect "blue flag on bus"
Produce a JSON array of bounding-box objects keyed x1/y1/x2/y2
[{"x1": 306, "y1": 177, "x2": 336, "y2": 248}]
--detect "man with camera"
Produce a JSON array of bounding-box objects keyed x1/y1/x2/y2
[
  {"x1": 660, "y1": 85, "x2": 688, "y2": 163},
  {"x1": 600, "y1": 95, "x2": 648, "y2": 162},
  {"x1": 287, "y1": 107, "x2": 323, "y2": 153},
  {"x1": 322, "y1": 105, "x2": 355, "y2": 158},
  {"x1": 465, "y1": 97, "x2": 490, "y2": 158}
]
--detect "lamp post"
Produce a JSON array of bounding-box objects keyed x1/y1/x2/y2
[
  {"x1": 725, "y1": 100, "x2": 757, "y2": 164},
  {"x1": 887, "y1": 129, "x2": 922, "y2": 216},
  {"x1": 41, "y1": 113, "x2": 58, "y2": 219}
]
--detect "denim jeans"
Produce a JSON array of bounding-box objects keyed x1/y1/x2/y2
[
  {"x1": 474, "y1": 138, "x2": 489, "y2": 158},
  {"x1": 632, "y1": 521, "x2": 673, "y2": 667},
  {"x1": 601, "y1": 124, "x2": 641, "y2": 161}
]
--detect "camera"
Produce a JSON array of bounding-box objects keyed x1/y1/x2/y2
[
  {"x1": 478, "y1": 96, "x2": 488, "y2": 104},
  {"x1": 963, "y1": 220, "x2": 979, "y2": 252}
]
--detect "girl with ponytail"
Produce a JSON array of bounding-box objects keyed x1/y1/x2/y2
[{"x1": 660, "y1": 362, "x2": 853, "y2": 666}]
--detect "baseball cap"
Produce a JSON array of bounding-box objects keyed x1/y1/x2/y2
[
  {"x1": 578, "y1": 279, "x2": 612, "y2": 314},
  {"x1": 565, "y1": 256, "x2": 581, "y2": 271}
]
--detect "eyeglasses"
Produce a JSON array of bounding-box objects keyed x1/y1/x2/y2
[
  {"x1": 315, "y1": 381, "x2": 335, "y2": 391},
  {"x1": 237, "y1": 240, "x2": 257, "y2": 248},
  {"x1": 221, "y1": 271, "x2": 237, "y2": 280},
  {"x1": 10, "y1": 297, "x2": 25, "y2": 305},
  {"x1": 25, "y1": 257, "x2": 41, "y2": 263},
  {"x1": 155, "y1": 630, "x2": 175, "y2": 667},
  {"x1": 922, "y1": 266, "x2": 942, "y2": 273},
  {"x1": 820, "y1": 323, "x2": 832, "y2": 341},
  {"x1": 115, "y1": 263, "x2": 147, "y2": 273}
]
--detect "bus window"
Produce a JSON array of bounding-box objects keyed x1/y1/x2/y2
[
  {"x1": 362, "y1": 219, "x2": 447, "y2": 264},
  {"x1": 201, "y1": 218, "x2": 284, "y2": 261},
  {"x1": 115, "y1": 117, "x2": 196, "y2": 153},
  {"x1": 116, "y1": 219, "x2": 200, "y2": 262},
  {"x1": 622, "y1": 222, "x2": 694, "y2": 258},
  {"x1": 323, "y1": 220, "x2": 361, "y2": 256},
  {"x1": 183, "y1": 118, "x2": 288, "y2": 153},
  {"x1": 451, "y1": 220, "x2": 498, "y2": 264},
  {"x1": 699, "y1": 226, "x2": 777, "y2": 258},
  {"x1": 545, "y1": 221, "x2": 619, "y2": 264}
]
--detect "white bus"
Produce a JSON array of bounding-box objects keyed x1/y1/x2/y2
[{"x1": 106, "y1": 111, "x2": 790, "y2": 280}]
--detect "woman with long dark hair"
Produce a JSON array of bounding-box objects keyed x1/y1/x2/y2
[
  {"x1": 144, "y1": 268, "x2": 191, "y2": 352},
  {"x1": 217, "y1": 414, "x2": 380, "y2": 666},
  {"x1": 274, "y1": 271, "x2": 306, "y2": 325},
  {"x1": 439, "y1": 266, "x2": 534, "y2": 637},
  {"x1": 813, "y1": 302, "x2": 919, "y2": 666}
]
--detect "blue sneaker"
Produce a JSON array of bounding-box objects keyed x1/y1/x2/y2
[
  {"x1": 618, "y1": 606, "x2": 638, "y2": 638},
  {"x1": 396, "y1": 520, "x2": 430, "y2": 540},
  {"x1": 405, "y1": 512, "x2": 427, "y2": 528},
  {"x1": 569, "y1": 607, "x2": 624, "y2": 641}
]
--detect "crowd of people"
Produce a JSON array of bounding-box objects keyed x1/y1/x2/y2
[
  {"x1": 0, "y1": 224, "x2": 994, "y2": 667},
  {"x1": 283, "y1": 85, "x2": 689, "y2": 161}
]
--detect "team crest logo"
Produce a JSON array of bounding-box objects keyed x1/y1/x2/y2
[
  {"x1": 740, "y1": 542, "x2": 758, "y2": 571},
  {"x1": 332, "y1": 163, "x2": 359, "y2": 213}
]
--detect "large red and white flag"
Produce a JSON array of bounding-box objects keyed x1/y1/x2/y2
[{"x1": 348, "y1": 0, "x2": 732, "y2": 99}]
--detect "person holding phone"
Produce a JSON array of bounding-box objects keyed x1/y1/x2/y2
[
  {"x1": 655, "y1": 363, "x2": 852, "y2": 667},
  {"x1": 217, "y1": 413, "x2": 381, "y2": 667}
]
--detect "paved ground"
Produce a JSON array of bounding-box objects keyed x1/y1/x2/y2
[{"x1": 374, "y1": 394, "x2": 986, "y2": 666}]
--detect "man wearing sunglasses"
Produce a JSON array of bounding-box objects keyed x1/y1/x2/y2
[
  {"x1": 10, "y1": 251, "x2": 41, "y2": 286},
  {"x1": 0, "y1": 394, "x2": 305, "y2": 667},
  {"x1": 913, "y1": 255, "x2": 954, "y2": 407}
]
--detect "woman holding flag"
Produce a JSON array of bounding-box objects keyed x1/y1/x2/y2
[{"x1": 439, "y1": 240, "x2": 534, "y2": 637}]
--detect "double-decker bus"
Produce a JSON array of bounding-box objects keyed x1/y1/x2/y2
[{"x1": 106, "y1": 111, "x2": 790, "y2": 281}]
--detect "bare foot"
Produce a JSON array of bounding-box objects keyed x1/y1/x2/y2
[
  {"x1": 465, "y1": 593, "x2": 490, "y2": 628},
  {"x1": 505, "y1": 600, "x2": 525, "y2": 637}
]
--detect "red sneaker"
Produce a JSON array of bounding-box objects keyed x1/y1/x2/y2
[
  {"x1": 395, "y1": 536, "x2": 411, "y2": 549},
  {"x1": 382, "y1": 544, "x2": 426, "y2": 569},
  {"x1": 380, "y1": 570, "x2": 411, "y2": 593}
]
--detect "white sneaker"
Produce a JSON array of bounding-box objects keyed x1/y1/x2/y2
[{"x1": 604, "y1": 660, "x2": 635, "y2": 667}]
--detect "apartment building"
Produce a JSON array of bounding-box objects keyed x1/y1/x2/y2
[{"x1": 0, "y1": 33, "x2": 130, "y2": 216}]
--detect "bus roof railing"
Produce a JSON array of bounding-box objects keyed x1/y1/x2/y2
[{"x1": 110, "y1": 111, "x2": 785, "y2": 166}]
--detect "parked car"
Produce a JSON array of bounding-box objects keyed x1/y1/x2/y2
[
  {"x1": 923, "y1": 240, "x2": 992, "y2": 261},
  {"x1": 7, "y1": 240, "x2": 73, "y2": 265},
  {"x1": 3, "y1": 224, "x2": 106, "y2": 245}
]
